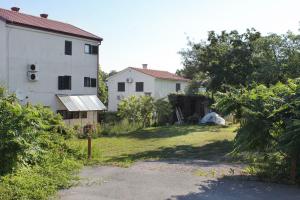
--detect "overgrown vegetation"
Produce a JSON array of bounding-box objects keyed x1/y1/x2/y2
[
  {"x1": 179, "y1": 28, "x2": 300, "y2": 183},
  {"x1": 0, "y1": 89, "x2": 82, "y2": 200},
  {"x1": 118, "y1": 96, "x2": 172, "y2": 128}
]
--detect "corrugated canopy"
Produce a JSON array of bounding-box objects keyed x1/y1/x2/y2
[{"x1": 57, "y1": 95, "x2": 106, "y2": 111}]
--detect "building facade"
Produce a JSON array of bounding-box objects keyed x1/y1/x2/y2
[
  {"x1": 107, "y1": 65, "x2": 189, "y2": 111},
  {"x1": 0, "y1": 7, "x2": 105, "y2": 127}
]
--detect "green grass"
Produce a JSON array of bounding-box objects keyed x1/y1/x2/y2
[{"x1": 68, "y1": 125, "x2": 237, "y2": 167}]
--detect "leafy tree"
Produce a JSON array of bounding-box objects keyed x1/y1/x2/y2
[
  {"x1": 179, "y1": 29, "x2": 300, "y2": 92},
  {"x1": 98, "y1": 66, "x2": 108, "y2": 104},
  {"x1": 214, "y1": 79, "x2": 300, "y2": 182},
  {"x1": 154, "y1": 99, "x2": 173, "y2": 125}
]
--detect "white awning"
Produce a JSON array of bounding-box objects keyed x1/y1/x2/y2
[{"x1": 57, "y1": 95, "x2": 106, "y2": 111}]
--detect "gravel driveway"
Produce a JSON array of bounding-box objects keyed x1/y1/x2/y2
[{"x1": 58, "y1": 160, "x2": 300, "y2": 200}]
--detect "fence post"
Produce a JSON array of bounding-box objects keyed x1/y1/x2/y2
[{"x1": 88, "y1": 136, "x2": 92, "y2": 160}]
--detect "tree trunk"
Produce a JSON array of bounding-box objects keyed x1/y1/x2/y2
[{"x1": 290, "y1": 155, "x2": 297, "y2": 183}]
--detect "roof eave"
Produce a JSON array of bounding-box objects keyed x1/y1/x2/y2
[{"x1": 6, "y1": 21, "x2": 103, "y2": 42}]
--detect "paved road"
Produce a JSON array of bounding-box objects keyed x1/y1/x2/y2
[{"x1": 59, "y1": 160, "x2": 300, "y2": 200}]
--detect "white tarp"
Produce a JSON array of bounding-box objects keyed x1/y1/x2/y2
[
  {"x1": 200, "y1": 112, "x2": 226, "y2": 125},
  {"x1": 57, "y1": 95, "x2": 106, "y2": 111}
]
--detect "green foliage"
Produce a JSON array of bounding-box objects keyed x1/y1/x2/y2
[
  {"x1": 118, "y1": 96, "x2": 155, "y2": 127},
  {"x1": 0, "y1": 88, "x2": 82, "y2": 199},
  {"x1": 215, "y1": 79, "x2": 300, "y2": 182},
  {"x1": 179, "y1": 29, "x2": 300, "y2": 92},
  {"x1": 153, "y1": 99, "x2": 172, "y2": 126},
  {"x1": 100, "y1": 119, "x2": 141, "y2": 136},
  {"x1": 98, "y1": 66, "x2": 108, "y2": 105}
]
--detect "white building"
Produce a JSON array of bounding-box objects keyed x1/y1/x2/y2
[
  {"x1": 107, "y1": 65, "x2": 190, "y2": 111},
  {"x1": 0, "y1": 7, "x2": 105, "y2": 127}
]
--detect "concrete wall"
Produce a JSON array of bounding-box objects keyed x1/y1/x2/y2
[
  {"x1": 154, "y1": 79, "x2": 189, "y2": 99},
  {"x1": 107, "y1": 68, "x2": 155, "y2": 111},
  {"x1": 0, "y1": 20, "x2": 7, "y2": 86},
  {"x1": 5, "y1": 24, "x2": 99, "y2": 110}
]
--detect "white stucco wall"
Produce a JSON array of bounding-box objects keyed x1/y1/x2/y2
[
  {"x1": 154, "y1": 79, "x2": 189, "y2": 99},
  {"x1": 0, "y1": 20, "x2": 7, "y2": 87},
  {"x1": 107, "y1": 68, "x2": 189, "y2": 111},
  {"x1": 107, "y1": 68, "x2": 155, "y2": 111},
  {"x1": 3, "y1": 24, "x2": 99, "y2": 110}
]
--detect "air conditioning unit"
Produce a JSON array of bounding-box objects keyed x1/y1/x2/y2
[
  {"x1": 126, "y1": 78, "x2": 133, "y2": 83},
  {"x1": 27, "y1": 72, "x2": 39, "y2": 81},
  {"x1": 28, "y1": 64, "x2": 39, "y2": 72}
]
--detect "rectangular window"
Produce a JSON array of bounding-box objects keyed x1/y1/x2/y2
[
  {"x1": 118, "y1": 82, "x2": 125, "y2": 92},
  {"x1": 145, "y1": 92, "x2": 151, "y2": 96},
  {"x1": 91, "y1": 45, "x2": 98, "y2": 55},
  {"x1": 65, "y1": 41, "x2": 72, "y2": 55},
  {"x1": 84, "y1": 77, "x2": 91, "y2": 87},
  {"x1": 84, "y1": 44, "x2": 91, "y2": 54},
  {"x1": 91, "y1": 78, "x2": 97, "y2": 87},
  {"x1": 84, "y1": 44, "x2": 98, "y2": 55},
  {"x1": 136, "y1": 82, "x2": 144, "y2": 92},
  {"x1": 57, "y1": 111, "x2": 81, "y2": 120},
  {"x1": 58, "y1": 76, "x2": 71, "y2": 90},
  {"x1": 176, "y1": 83, "x2": 181, "y2": 92}
]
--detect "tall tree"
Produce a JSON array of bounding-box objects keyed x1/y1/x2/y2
[{"x1": 98, "y1": 66, "x2": 108, "y2": 104}]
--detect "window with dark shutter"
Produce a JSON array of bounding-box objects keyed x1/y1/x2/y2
[
  {"x1": 118, "y1": 82, "x2": 125, "y2": 92},
  {"x1": 91, "y1": 78, "x2": 97, "y2": 87},
  {"x1": 84, "y1": 44, "x2": 91, "y2": 54},
  {"x1": 176, "y1": 83, "x2": 181, "y2": 92},
  {"x1": 65, "y1": 41, "x2": 72, "y2": 55},
  {"x1": 91, "y1": 45, "x2": 98, "y2": 55},
  {"x1": 84, "y1": 77, "x2": 91, "y2": 87},
  {"x1": 136, "y1": 82, "x2": 144, "y2": 92},
  {"x1": 58, "y1": 76, "x2": 72, "y2": 90}
]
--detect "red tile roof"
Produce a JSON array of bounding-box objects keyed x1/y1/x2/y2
[
  {"x1": 130, "y1": 67, "x2": 189, "y2": 81},
  {"x1": 0, "y1": 8, "x2": 102, "y2": 42}
]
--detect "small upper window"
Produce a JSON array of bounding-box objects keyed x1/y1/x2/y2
[
  {"x1": 84, "y1": 44, "x2": 91, "y2": 54},
  {"x1": 176, "y1": 83, "x2": 181, "y2": 92},
  {"x1": 118, "y1": 82, "x2": 125, "y2": 92},
  {"x1": 91, "y1": 78, "x2": 97, "y2": 87},
  {"x1": 84, "y1": 77, "x2": 91, "y2": 87},
  {"x1": 58, "y1": 76, "x2": 72, "y2": 90},
  {"x1": 65, "y1": 41, "x2": 72, "y2": 55},
  {"x1": 136, "y1": 82, "x2": 144, "y2": 92},
  {"x1": 84, "y1": 44, "x2": 98, "y2": 55}
]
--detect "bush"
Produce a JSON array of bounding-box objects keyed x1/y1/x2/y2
[
  {"x1": 98, "y1": 111, "x2": 121, "y2": 124},
  {"x1": 0, "y1": 89, "x2": 82, "y2": 199}
]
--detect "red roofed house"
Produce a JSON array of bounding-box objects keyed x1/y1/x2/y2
[
  {"x1": 107, "y1": 64, "x2": 190, "y2": 111},
  {"x1": 0, "y1": 7, "x2": 105, "y2": 127}
]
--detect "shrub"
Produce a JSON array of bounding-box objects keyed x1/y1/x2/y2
[
  {"x1": 0, "y1": 88, "x2": 83, "y2": 199},
  {"x1": 154, "y1": 99, "x2": 172, "y2": 126},
  {"x1": 100, "y1": 119, "x2": 141, "y2": 136}
]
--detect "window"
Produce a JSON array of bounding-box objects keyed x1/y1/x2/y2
[
  {"x1": 84, "y1": 77, "x2": 96, "y2": 87},
  {"x1": 84, "y1": 44, "x2": 98, "y2": 55},
  {"x1": 91, "y1": 78, "x2": 97, "y2": 87},
  {"x1": 58, "y1": 76, "x2": 71, "y2": 90},
  {"x1": 118, "y1": 82, "x2": 125, "y2": 92},
  {"x1": 65, "y1": 41, "x2": 72, "y2": 55},
  {"x1": 80, "y1": 111, "x2": 87, "y2": 119},
  {"x1": 84, "y1": 44, "x2": 91, "y2": 54},
  {"x1": 57, "y1": 110, "x2": 86, "y2": 119},
  {"x1": 136, "y1": 82, "x2": 144, "y2": 92},
  {"x1": 176, "y1": 83, "x2": 181, "y2": 92},
  {"x1": 84, "y1": 77, "x2": 91, "y2": 87},
  {"x1": 145, "y1": 92, "x2": 151, "y2": 96}
]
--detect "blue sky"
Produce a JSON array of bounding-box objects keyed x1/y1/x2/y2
[{"x1": 1, "y1": 0, "x2": 300, "y2": 73}]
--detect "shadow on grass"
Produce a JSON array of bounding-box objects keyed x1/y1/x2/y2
[
  {"x1": 166, "y1": 176, "x2": 300, "y2": 200},
  {"x1": 111, "y1": 125, "x2": 226, "y2": 140},
  {"x1": 106, "y1": 140, "x2": 233, "y2": 164}
]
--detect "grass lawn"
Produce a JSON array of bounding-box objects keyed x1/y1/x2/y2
[{"x1": 68, "y1": 125, "x2": 237, "y2": 167}]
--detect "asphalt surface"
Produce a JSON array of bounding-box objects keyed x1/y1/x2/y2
[{"x1": 58, "y1": 160, "x2": 300, "y2": 200}]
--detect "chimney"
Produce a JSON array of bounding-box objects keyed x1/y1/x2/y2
[
  {"x1": 40, "y1": 13, "x2": 48, "y2": 18},
  {"x1": 11, "y1": 7, "x2": 20, "y2": 12},
  {"x1": 142, "y1": 64, "x2": 148, "y2": 69}
]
